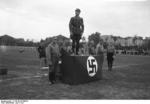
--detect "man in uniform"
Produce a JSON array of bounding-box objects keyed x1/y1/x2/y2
[
  {"x1": 107, "y1": 42, "x2": 115, "y2": 71},
  {"x1": 46, "y1": 38, "x2": 60, "y2": 84},
  {"x1": 69, "y1": 8, "x2": 84, "y2": 55}
]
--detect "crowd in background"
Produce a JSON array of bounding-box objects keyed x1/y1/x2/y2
[
  {"x1": 37, "y1": 38, "x2": 115, "y2": 68},
  {"x1": 37, "y1": 39, "x2": 105, "y2": 61}
]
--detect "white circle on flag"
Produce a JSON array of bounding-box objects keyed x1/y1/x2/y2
[{"x1": 87, "y1": 56, "x2": 98, "y2": 77}]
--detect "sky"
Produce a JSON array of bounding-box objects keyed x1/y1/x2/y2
[{"x1": 0, "y1": 0, "x2": 150, "y2": 41}]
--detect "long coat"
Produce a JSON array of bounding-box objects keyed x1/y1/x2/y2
[{"x1": 46, "y1": 43, "x2": 60, "y2": 66}]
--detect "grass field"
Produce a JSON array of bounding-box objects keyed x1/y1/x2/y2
[{"x1": 0, "y1": 46, "x2": 150, "y2": 99}]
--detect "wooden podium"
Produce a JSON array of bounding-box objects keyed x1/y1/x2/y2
[{"x1": 61, "y1": 54, "x2": 104, "y2": 85}]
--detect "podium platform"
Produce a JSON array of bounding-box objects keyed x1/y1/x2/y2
[{"x1": 61, "y1": 54, "x2": 104, "y2": 85}]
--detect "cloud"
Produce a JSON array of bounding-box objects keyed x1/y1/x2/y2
[{"x1": 0, "y1": 0, "x2": 150, "y2": 41}]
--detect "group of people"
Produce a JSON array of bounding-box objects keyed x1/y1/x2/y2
[
  {"x1": 37, "y1": 8, "x2": 116, "y2": 85},
  {"x1": 37, "y1": 38, "x2": 115, "y2": 85}
]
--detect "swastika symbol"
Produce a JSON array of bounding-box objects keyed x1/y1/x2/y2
[
  {"x1": 87, "y1": 56, "x2": 98, "y2": 77},
  {"x1": 88, "y1": 59, "x2": 96, "y2": 74}
]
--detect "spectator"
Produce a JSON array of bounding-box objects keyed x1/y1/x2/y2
[
  {"x1": 88, "y1": 40, "x2": 95, "y2": 55},
  {"x1": 107, "y1": 42, "x2": 115, "y2": 71},
  {"x1": 96, "y1": 40, "x2": 104, "y2": 55},
  {"x1": 46, "y1": 38, "x2": 60, "y2": 84},
  {"x1": 78, "y1": 47, "x2": 84, "y2": 56},
  {"x1": 60, "y1": 42, "x2": 70, "y2": 57},
  {"x1": 66, "y1": 45, "x2": 72, "y2": 55},
  {"x1": 37, "y1": 43, "x2": 47, "y2": 69},
  {"x1": 83, "y1": 43, "x2": 89, "y2": 55}
]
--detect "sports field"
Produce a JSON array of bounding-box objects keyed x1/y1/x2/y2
[{"x1": 0, "y1": 46, "x2": 150, "y2": 99}]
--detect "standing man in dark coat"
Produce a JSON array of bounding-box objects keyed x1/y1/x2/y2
[
  {"x1": 107, "y1": 43, "x2": 115, "y2": 71},
  {"x1": 37, "y1": 44, "x2": 47, "y2": 68},
  {"x1": 69, "y1": 8, "x2": 84, "y2": 55}
]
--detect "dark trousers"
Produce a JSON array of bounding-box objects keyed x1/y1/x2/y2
[
  {"x1": 48, "y1": 58, "x2": 58, "y2": 83},
  {"x1": 72, "y1": 35, "x2": 81, "y2": 54},
  {"x1": 107, "y1": 53, "x2": 114, "y2": 71},
  {"x1": 49, "y1": 69, "x2": 55, "y2": 83}
]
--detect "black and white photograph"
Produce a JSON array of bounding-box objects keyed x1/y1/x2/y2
[{"x1": 0, "y1": 0, "x2": 150, "y2": 103}]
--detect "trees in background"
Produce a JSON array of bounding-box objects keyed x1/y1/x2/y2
[
  {"x1": 0, "y1": 35, "x2": 38, "y2": 47},
  {"x1": 0, "y1": 34, "x2": 70, "y2": 47},
  {"x1": 88, "y1": 33, "x2": 150, "y2": 51},
  {"x1": 40, "y1": 34, "x2": 70, "y2": 48},
  {"x1": 0, "y1": 35, "x2": 16, "y2": 45},
  {"x1": 88, "y1": 32, "x2": 101, "y2": 47},
  {"x1": 1, "y1": 33, "x2": 150, "y2": 51}
]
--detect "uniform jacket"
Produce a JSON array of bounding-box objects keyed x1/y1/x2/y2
[
  {"x1": 107, "y1": 45, "x2": 115, "y2": 53},
  {"x1": 69, "y1": 16, "x2": 84, "y2": 35},
  {"x1": 46, "y1": 43, "x2": 60, "y2": 65}
]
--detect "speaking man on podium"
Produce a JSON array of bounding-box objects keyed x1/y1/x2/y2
[{"x1": 69, "y1": 8, "x2": 84, "y2": 55}]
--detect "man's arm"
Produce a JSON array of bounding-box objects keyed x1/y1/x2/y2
[
  {"x1": 95, "y1": 44, "x2": 99, "y2": 55},
  {"x1": 69, "y1": 17, "x2": 73, "y2": 34},
  {"x1": 81, "y1": 18, "x2": 84, "y2": 34},
  {"x1": 46, "y1": 45, "x2": 52, "y2": 66}
]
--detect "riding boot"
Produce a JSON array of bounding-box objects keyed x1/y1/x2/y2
[
  {"x1": 108, "y1": 66, "x2": 110, "y2": 71},
  {"x1": 49, "y1": 71, "x2": 54, "y2": 84},
  {"x1": 109, "y1": 66, "x2": 112, "y2": 71},
  {"x1": 108, "y1": 63, "x2": 110, "y2": 71},
  {"x1": 110, "y1": 64, "x2": 112, "y2": 71},
  {"x1": 52, "y1": 71, "x2": 56, "y2": 82}
]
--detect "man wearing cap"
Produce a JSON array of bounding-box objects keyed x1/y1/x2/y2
[
  {"x1": 69, "y1": 8, "x2": 84, "y2": 55},
  {"x1": 46, "y1": 38, "x2": 60, "y2": 84}
]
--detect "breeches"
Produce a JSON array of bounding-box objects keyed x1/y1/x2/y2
[
  {"x1": 48, "y1": 56, "x2": 59, "y2": 82},
  {"x1": 49, "y1": 56, "x2": 59, "y2": 72},
  {"x1": 72, "y1": 34, "x2": 81, "y2": 53}
]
